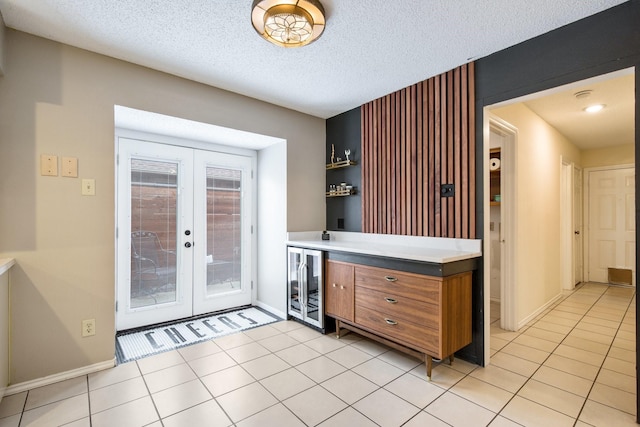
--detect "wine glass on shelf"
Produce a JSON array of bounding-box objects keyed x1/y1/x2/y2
[{"x1": 344, "y1": 149, "x2": 351, "y2": 162}]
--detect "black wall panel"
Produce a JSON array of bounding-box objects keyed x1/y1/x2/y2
[{"x1": 326, "y1": 108, "x2": 362, "y2": 232}]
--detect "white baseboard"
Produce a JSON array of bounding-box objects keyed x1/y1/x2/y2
[
  {"x1": 517, "y1": 293, "x2": 563, "y2": 330},
  {"x1": 254, "y1": 301, "x2": 286, "y2": 320},
  {"x1": 5, "y1": 358, "x2": 116, "y2": 396}
]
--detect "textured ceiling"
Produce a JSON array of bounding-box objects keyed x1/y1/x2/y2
[{"x1": 0, "y1": 0, "x2": 629, "y2": 119}]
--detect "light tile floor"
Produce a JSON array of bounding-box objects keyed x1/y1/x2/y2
[{"x1": 0, "y1": 282, "x2": 635, "y2": 426}]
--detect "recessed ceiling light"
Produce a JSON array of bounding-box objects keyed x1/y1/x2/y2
[{"x1": 584, "y1": 104, "x2": 605, "y2": 113}]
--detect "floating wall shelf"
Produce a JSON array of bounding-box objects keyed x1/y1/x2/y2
[
  {"x1": 326, "y1": 160, "x2": 357, "y2": 170},
  {"x1": 326, "y1": 189, "x2": 357, "y2": 198}
]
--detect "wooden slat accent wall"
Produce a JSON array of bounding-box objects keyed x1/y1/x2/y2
[{"x1": 361, "y1": 63, "x2": 475, "y2": 238}]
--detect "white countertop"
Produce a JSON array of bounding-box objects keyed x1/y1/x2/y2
[
  {"x1": 287, "y1": 232, "x2": 481, "y2": 264},
  {"x1": 0, "y1": 258, "x2": 15, "y2": 276}
]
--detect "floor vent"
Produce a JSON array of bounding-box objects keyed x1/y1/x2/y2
[{"x1": 608, "y1": 267, "x2": 632, "y2": 286}]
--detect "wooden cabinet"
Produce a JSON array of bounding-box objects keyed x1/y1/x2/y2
[
  {"x1": 325, "y1": 261, "x2": 472, "y2": 379},
  {"x1": 324, "y1": 260, "x2": 354, "y2": 322}
]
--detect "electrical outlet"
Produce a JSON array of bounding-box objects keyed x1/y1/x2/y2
[{"x1": 82, "y1": 319, "x2": 96, "y2": 337}]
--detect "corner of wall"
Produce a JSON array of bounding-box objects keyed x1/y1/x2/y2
[{"x1": 0, "y1": 12, "x2": 6, "y2": 76}]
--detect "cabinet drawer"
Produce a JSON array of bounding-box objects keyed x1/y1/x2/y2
[
  {"x1": 356, "y1": 286, "x2": 439, "y2": 329},
  {"x1": 355, "y1": 305, "x2": 439, "y2": 355},
  {"x1": 355, "y1": 266, "x2": 440, "y2": 304}
]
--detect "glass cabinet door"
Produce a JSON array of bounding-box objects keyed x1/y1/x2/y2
[
  {"x1": 303, "y1": 250, "x2": 322, "y2": 327},
  {"x1": 287, "y1": 247, "x2": 303, "y2": 321},
  {"x1": 287, "y1": 247, "x2": 324, "y2": 328}
]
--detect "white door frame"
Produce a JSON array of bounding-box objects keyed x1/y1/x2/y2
[
  {"x1": 583, "y1": 164, "x2": 635, "y2": 285},
  {"x1": 560, "y1": 161, "x2": 584, "y2": 290},
  {"x1": 560, "y1": 158, "x2": 575, "y2": 290},
  {"x1": 574, "y1": 165, "x2": 584, "y2": 285},
  {"x1": 484, "y1": 114, "x2": 519, "y2": 363}
]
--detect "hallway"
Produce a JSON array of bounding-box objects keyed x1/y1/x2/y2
[{"x1": 488, "y1": 282, "x2": 636, "y2": 425}]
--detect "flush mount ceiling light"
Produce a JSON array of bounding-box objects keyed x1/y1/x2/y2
[
  {"x1": 251, "y1": 0, "x2": 326, "y2": 48},
  {"x1": 584, "y1": 104, "x2": 605, "y2": 113}
]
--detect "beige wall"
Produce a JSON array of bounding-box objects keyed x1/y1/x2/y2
[
  {"x1": 0, "y1": 14, "x2": 5, "y2": 75},
  {"x1": 0, "y1": 30, "x2": 325, "y2": 383},
  {"x1": 491, "y1": 103, "x2": 581, "y2": 326},
  {"x1": 582, "y1": 144, "x2": 634, "y2": 168}
]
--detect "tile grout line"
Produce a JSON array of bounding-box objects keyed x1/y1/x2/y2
[
  {"x1": 492, "y1": 284, "x2": 636, "y2": 425},
  {"x1": 138, "y1": 356, "x2": 166, "y2": 426},
  {"x1": 488, "y1": 284, "x2": 611, "y2": 424},
  {"x1": 86, "y1": 375, "x2": 93, "y2": 427},
  {"x1": 572, "y1": 287, "x2": 637, "y2": 424}
]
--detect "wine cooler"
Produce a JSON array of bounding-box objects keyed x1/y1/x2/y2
[{"x1": 287, "y1": 247, "x2": 324, "y2": 330}]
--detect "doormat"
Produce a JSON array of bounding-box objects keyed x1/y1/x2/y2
[{"x1": 116, "y1": 307, "x2": 281, "y2": 364}]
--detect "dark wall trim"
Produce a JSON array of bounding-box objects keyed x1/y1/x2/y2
[
  {"x1": 476, "y1": 2, "x2": 640, "y2": 106},
  {"x1": 326, "y1": 251, "x2": 478, "y2": 277}
]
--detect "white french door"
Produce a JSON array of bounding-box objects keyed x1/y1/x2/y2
[
  {"x1": 193, "y1": 150, "x2": 253, "y2": 314},
  {"x1": 116, "y1": 138, "x2": 254, "y2": 331}
]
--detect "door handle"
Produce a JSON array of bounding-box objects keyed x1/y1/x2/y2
[
  {"x1": 299, "y1": 262, "x2": 306, "y2": 308},
  {"x1": 184, "y1": 242, "x2": 192, "y2": 248},
  {"x1": 574, "y1": 231, "x2": 580, "y2": 235}
]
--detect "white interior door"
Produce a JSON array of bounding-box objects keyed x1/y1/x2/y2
[
  {"x1": 587, "y1": 167, "x2": 636, "y2": 285},
  {"x1": 117, "y1": 138, "x2": 254, "y2": 331},
  {"x1": 117, "y1": 139, "x2": 194, "y2": 330}
]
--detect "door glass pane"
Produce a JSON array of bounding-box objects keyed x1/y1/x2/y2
[
  {"x1": 288, "y1": 250, "x2": 302, "y2": 317},
  {"x1": 130, "y1": 159, "x2": 178, "y2": 308},
  {"x1": 206, "y1": 167, "x2": 242, "y2": 296},
  {"x1": 305, "y1": 253, "x2": 320, "y2": 322}
]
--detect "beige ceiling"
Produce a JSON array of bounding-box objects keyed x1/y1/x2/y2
[
  {"x1": 521, "y1": 69, "x2": 635, "y2": 150},
  {"x1": 0, "y1": 0, "x2": 629, "y2": 119}
]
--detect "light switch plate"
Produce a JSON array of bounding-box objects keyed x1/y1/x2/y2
[
  {"x1": 40, "y1": 155, "x2": 58, "y2": 176},
  {"x1": 440, "y1": 183, "x2": 455, "y2": 197},
  {"x1": 62, "y1": 157, "x2": 78, "y2": 177},
  {"x1": 81, "y1": 179, "x2": 95, "y2": 196}
]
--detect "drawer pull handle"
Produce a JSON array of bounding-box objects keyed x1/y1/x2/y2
[
  {"x1": 332, "y1": 283, "x2": 337, "y2": 287},
  {"x1": 384, "y1": 297, "x2": 398, "y2": 304},
  {"x1": 384, "y1": 276, "x2": 398, "y2": 282},
  {"x1": 340, "y1": 285, "x2": 345, "y2": 289},
  {"x1": 384, "y1": 318, "x2": 398, "y2": 325}
]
